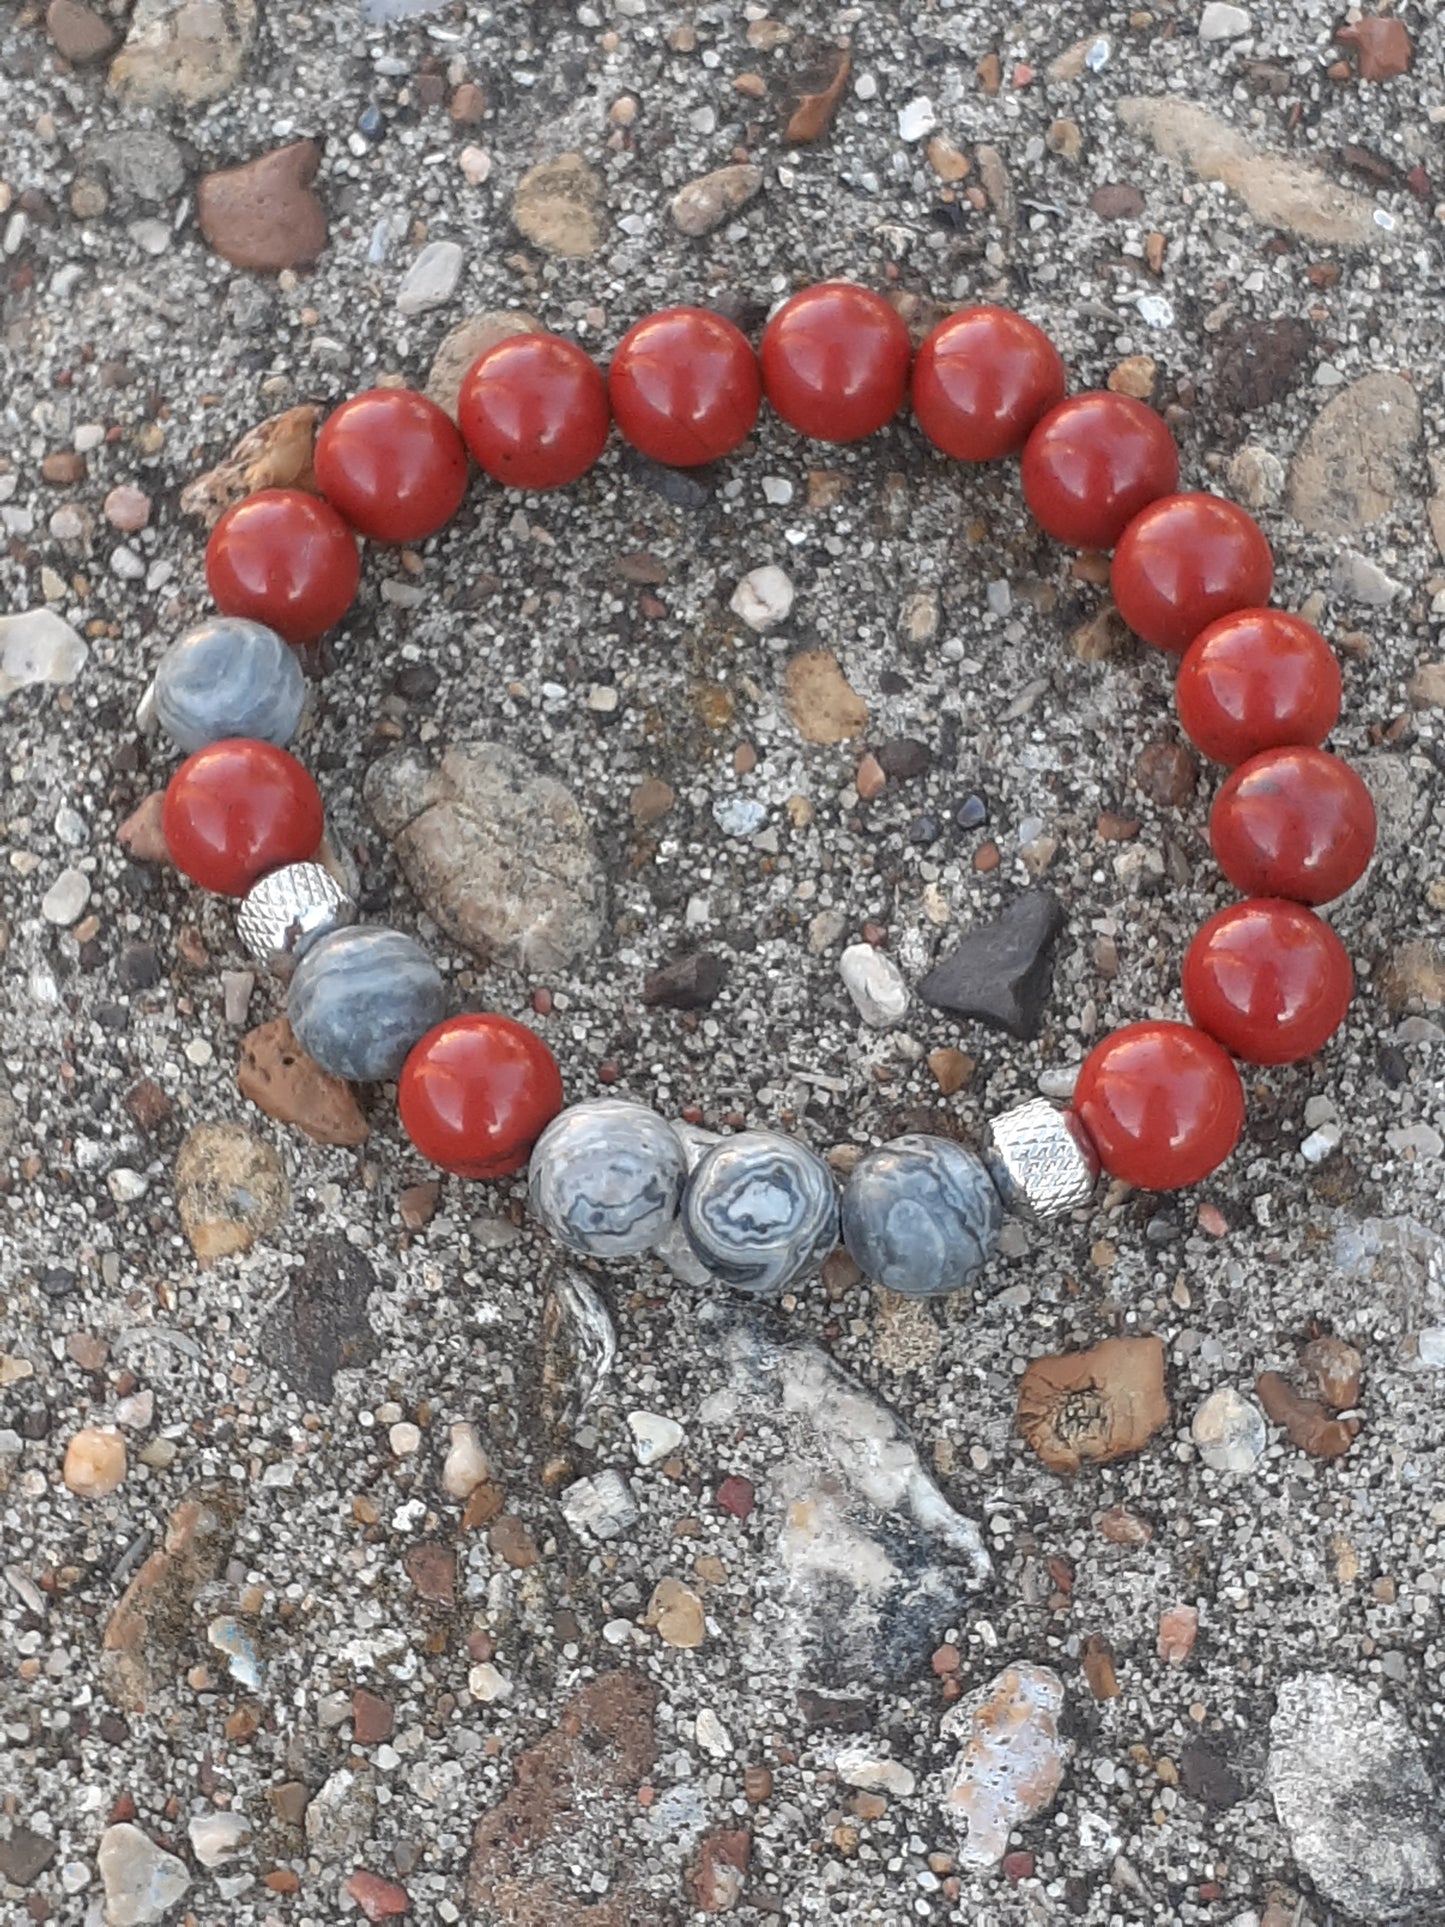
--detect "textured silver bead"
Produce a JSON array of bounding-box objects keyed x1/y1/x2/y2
[
  {"x1": 984, "y1": 1099, "x2": 1098, "y2": 1223},
  {"x1": 236, "y1": 862, "x2": 357, "y2": 973}
]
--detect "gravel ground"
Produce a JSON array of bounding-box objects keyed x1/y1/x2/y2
[{"x1": 3, "y1": 0, "x2": 1445, "y2": 1923}]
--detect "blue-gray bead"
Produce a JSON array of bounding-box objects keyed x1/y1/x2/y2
[
  {"x1": 840, "y1": 1134, "x2": 1004, "y2": 1297},
  {"x1": 287, "y1": 925, "x2": 444, "y2": 1081},
  {"x1": 154, "y1": 617, "x2": 306, "y2": 754},
  {"x1": 682, "y1": 1130, "x2": 837, "y2": 1296},
  {"x1": 529, "y1": 1100, "x2": 686, "y2": 1259}
]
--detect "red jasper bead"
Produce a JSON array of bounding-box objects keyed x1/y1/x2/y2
[
  {"x1": 760, "y1": 282, "x2": 912, "y2": 443},
  {"x1": 1073, "y1": 1020, "x2": 1245, "y2": 1191},
  {"x1": 314, "y1": 387, "x2": 469, "y2": 544},
  {"x1": 162, "y1": 739, "x2": 324, "y2": 898},
  {"x1": 399, "y1": 1013, "x2": 564, "y2": 1179},
  {"x1": 1175, "y1": 608, "x2": 1342, "y2": 766},
  {"x1": 1021, "y1": 391, "x2": 1179, "y2": 551},
  {"x1": 912, "y1": 307, "x2": 1066, "y2": 462},
  {"x1": 1183, "y1": 899, "x2": 1353, "y2": 1065},
  {"x1": 1210, "y1": 745, "x2": 1376, "y2": 905},
  {"x1": 1111, "y1": 493, "x2": 1275, "y2": 655},
  {"x1": 608, "y1": 307, "x2": 762, "y2": 467},
  {"x1": 206, "y1": 489, "x2": 360, "y2": 645},
  {"x1": 458, "y1": 333, "x2": 611, "y2": 489}
]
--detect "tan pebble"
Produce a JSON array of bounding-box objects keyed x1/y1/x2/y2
[
  {"x1": 1145, "y1": 230, "x2": 1168, "y2": 273},
  {"x1": 785, "y1": 793, "x2": 814, "y2": 829},
  {"x1": 668, "y1": 24, "x2": 696, "y2": 51},
  {"x1": 784, "y1": 650, "x2": 868, "y2": 744},
  {"x1": 671, "y1": 163, "x2": 763, "y2": 237},
  {"x1": 443, "y1": 1422, "x2": 492, "y2": 1499},
  {"x1": 173, "y1": 1121, "x2": 289, "y2": 1263},
  {"x1": 1157, "y1": 1604, "x2": 1200, "y2": 1666},
  {"x1": 179, "y1": 404, "x2": 320, "y2": 528},
  {"x1": 103, "y1": 484, "x2": 152, "y2": 532},
  {"x1": 608, "y1": 95, "x2": 637, "y2": 125},
  {"x1": 63, "y1": 1427, "x2": 127, "y2": 1498},
  {"x1": 1108, "y1": 355, "x2": 1157, "y2": 399},
  {"x1": 630, "y1": 775, "x2": 676, "y2": 827},
  {"x1": 927, "y1": 1047, "x2": 975, "y2": 1096},
  {"x1": 854, "y1": 752, "x2": 886, "y2": 800},
  {"x1": 645, "y1": 1576, "x2": 706, "y2": 1648},
  {"x1": 450, "y1": 81, "x2": 486, "y2": 122},
  {"x1": 513, "y1": 152, "x2": 605, "y2": 257},
  {"x1": 926, "y1": 135, "x2": 971, "y2": 182},
  {"x1": 117, "y1": 792, "x2": 173, "y2": 866},
  {"x1": 1045, "y1": 118, "x2": 1082, "y2": 162},
  {"x1": 399, "y1": 1181, "x2": 440, "y2": 1230},
  {"x1": 744, "y1": 1764, "x2": 772, "y2": 1802},
  {"x1": 734, "y1": 73, "x2": 768, "y2": 99},
  {"x1": 976, "y1": 51, "x2": 1002, "y2": 92},
  {"x1": 424, "y1": 311, "x2": 540, "y2": 422}
]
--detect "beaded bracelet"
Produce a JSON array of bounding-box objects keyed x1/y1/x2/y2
[{"x1": 149, "y1": 283, "x2": 1377, "y2": 1297}]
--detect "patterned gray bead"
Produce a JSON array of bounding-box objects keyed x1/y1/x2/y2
[
  {"x1": 529, "y1": 1100, "x2": 687, "y2": 1259},
  {"x1": 841, "y1": 1133, "x2": 1004, "y2": 1298},
  {"x1": 681, "y1": 1130, "x2": 838, "y2": 1296},
  {"x1": 236, "y1": 862, "x2": 357, "y2": 972},
  {"x1": 287, "y1": 925, "x2": 444, "y2": 1082},
  {"x1": 154, "y1": 617, "x2": 306, "y2": 754},
  {"x1": 984, "y1": 1098, "x2": 1099, "y2": 1223}
]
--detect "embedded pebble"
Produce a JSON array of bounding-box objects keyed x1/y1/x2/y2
[
  {"x1": 187, "y1": 1811, "x2": 252, "y2": 1867},
  {"x1": 0, "y1": 609, "x2": 88, "y2": 696},
  {"x1": 195, "y1": 139, "x2": 327, "y2": 271},
  {"x1": 941, "y1": 1664, "x2": 1067, "y2": 1867},
  {"x1": 560, "y1": 1467, "x2": 639, "y2": 1541},
  {"x1": 97, "y1": 1823, "x2": 191, "y2": 1925},
  {"x1": 442, "y1": 1422, "x2": 493, "y2": 1498},
  {"x1": 62, "y1": 1426, "x2": 127, "y2": 1497},
  {"x1": 839, "y1": 943, "x2": 908, "y2": 1029},
  {"x1": 730, "y1": 564, "x2": 795, "y2": 632},
  {"x1": 628, "y1": 1411, "x2": 685, "y2": 1465},
  {"x1": 1192, "y1": 1387, "x2": 1268, "y2": 1473},
  {"x1": 671, "y1": 163, "x2": 763, "y2": 236},
  {"x1": 41, "y1": 867, "x2": 90, "y2": 926},
  {"x1": 1199, "y1": 3, "x2": 1251, "y2": 39},
  {"x1": 397, "y1": 239, "x2": 464, "y2": 315}
]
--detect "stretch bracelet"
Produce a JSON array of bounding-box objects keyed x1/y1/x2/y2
[{"x1": 147, "y1": 283, "x2": 1377, "y2": 1298}]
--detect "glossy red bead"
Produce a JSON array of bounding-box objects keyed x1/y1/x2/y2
[
  {"x1": 608, "y1": 307, "x2": 762, "y2": 467},
  {"x1": 1183, "y1": 899, "x2": 1353, "y2": 1066},
  {"x1": 1073, "y1": 1020, "x2": 1245, "y2": 1192},
  {"x1": 1175, "y1": 608, "x2": 1342, "y2": 766},
  {"x1": 1210, "y1": 745, "x2": 1376, "y2": 905},
  {"x1": 206, "y1": 489, "x2": 360, "y2": 645},
  {"x1": 760, "y1": 282, "x2": 912, "y2": 443},
  {"x1": 399, "y1": 1013, "x2": 564, "y2": 1179},
  {"x1": 162, "y1": 739, "x2": 324, "y2": 898},
  {"x1": 912, "y1": 307, "x2": 1066, "y2": 461},
  {"x1": 314, "y1": 387, "x2": 469, "y2": 544},
  {"x1": 457, "y1": 334, "x2": 610, "y2": 489},
  {"x1": 1021, "y1": 391, "x2": 1179, "y2": 550},
  {"x1": 1111, "y1": 492, "x2": 1275, "y2": 654}
]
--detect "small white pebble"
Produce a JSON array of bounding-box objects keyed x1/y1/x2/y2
[{"x1": 389, "y1": 1421, "x2": 422, "y2": 1457}]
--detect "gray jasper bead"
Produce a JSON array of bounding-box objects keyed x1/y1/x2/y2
[
  {"x1": 529, "y1": 1100, "x2": 687, "y2": 1259},
  {"x1": 682, "y1": 1130, "x2": 837, "y2": 1295},
  {"x1": 841, "y1": 1133, "x2": 1004, "y2": 1297},
  {"x1": 287, "y1": 925, "x2": 444, "y2": 1081},
  {"x1": 154, "y1": 617, "x2": 306, "y2": 754}
]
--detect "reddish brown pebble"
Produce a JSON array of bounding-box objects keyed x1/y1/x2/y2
[
  {"x1": 403, "y1": 1541, "x2": 456, "y2": 1605},
  {"x1": 532, "y1": 987, "x2": 554, "y2": 1015},
  {"x1": 196, "y1": 140, "x2": 328, "y2": 272},
  {"x1": 462, "y1": 1481, "x2": 503, "y2": 1530},
  {"x1": 693, "y1": 1829, "x2": 750, "y2": 1913},
  {"x1": 973, "y1": 841, "x2": 1000, "y2": 872},
  {"x1": 265, "y1": 1870, "x2": 301, "y2": 1893},
  {"x1": 927, "y1": 1047, "x2": 975, "y2": 1096},
  {"x1": 467, "y1": 1629, "x2": 496, "y2": 1662},
  {"x1": 1299, "y1": 1335, "x2": 1362, "y2": 1411},
  {"x1": 1098, "y1": 1505, "x2": 1153, "y2": 1545},
  {"x1": 931, "y1": 1643, "x2": 960, "y2": 1675},
  {"x1": 1337, "y1": 17, "x2": 1412, "y2": 80},
  {"x1": 42, "y1": 451, "x2": 86, "y2": 485},
  {"x1": 1082, "y1": 1633, "x2": 1120, "y2": 1700},
  {"x1": 1197, "y1": 1203, "x2": 1229, "y2": 1237},
  {"x1": 125, "y1": 1078, "x2": 172, "y2": 1132},
  {"x1": 630, "y1": 776, "x2": 676, "y2": 826},
  {"x1": 118, "y1": 792, "x2": 173, "y2": 867},
  {"x1": 488, "y1": 1515, "x2": 539, "y2": 1569},
  {"x1": 716, "y1": 1475, "x2": 755, "y2": 1519},
  {"x1": 1096, "y1": 812, "x2": 1141, "y2": 842},
  {"x1": 598, "y1": 1062, "x2": 620, "y2": 1085},
  {"x1": 344, "y1": 1871, "x2": 411, "y2": 1921},
  {"x1": 1002, "y1": 1851, "x2": 1035, "y2": 1883},
  {"x1": 238, "y1": 1017, "x2": 369, "y2": 1148},
  {"x1": 850, "y1": 1791, "x2": 887, "y2": 1821},
  {"x1": 449, "y1": 82, "x2": 486, "y2": 122},
  {"x1": 1134, "y1": 740, "x2": 1197, "y2": 808},
  {"x1": 398, "y1": 1181, "x2": 440, "y2": 1230},
  {"x1": 785, "y1": 43, "x2": 852, "y2": 143},
  {"x1": 1256, "y1": 1371, "x2": 1360, "y2": 1459},
  {"x1": 1158, "y1": 1604, "x2": 1200, "y2": 1667},
  {"x1": 351, "y1": 1689, "x2": 394, "y2": 1745},
  {"x1": 46, "y1": 0, "x2": 117, "y2": 62},
  {"x1": 855, "y1": 752, "x2": 886, "y2": 800},
  {"x1": 225, "y1": 1706, "x2": 259, "y2": 1742}
]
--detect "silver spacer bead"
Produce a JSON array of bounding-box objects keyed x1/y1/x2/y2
[
  {"x1": 236, "y1": 862, "x2": 357, "y2": 974},
  {"x1": 984, "y1": 1098, "x2": 1099, "y2": 1224}
]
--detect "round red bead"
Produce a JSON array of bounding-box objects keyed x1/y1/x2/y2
[
  {"x1": 760, "y1": 282, "x2": 912, "y2": 443},
  {"x1": 162, "y1": 739, "x2": 324, "y2": 898},
  {"x1": 314, "y1": 387, "x2": 469, "y2": 544},
  {"x1": 912, "y1": 307, "x2": 1066, "y2": 462},
  {"x1": 205, "y1": 489, "x2": 360, "y2": 645},
  {"x1": 399, "y1": 1013, "x2": 564, "y2": 1179},
  {"x1": 457, "y1": 334, "x2": 610, "y2": 489},
  {"x1": 1021, "y1": 392, "x2": 1179, "y2": 551},
  {"x1": 608, "y1": 307, "x2": 761, "y2": 467},
  {"x1": 1210, "y1": 745, "x2": 1376, "y2": 905},
  {"x1": 1073, "y1": 1020, "x2": 1245, "y2": 1192},
  {"x1": 1183, "y1": 898, "x2": 1353, "y2": 1065},
  {"x1": 1175, "y1": 608, "x2": 1342, "y2": 766},
  {"x1": 1111, "y1": 492, "x2": 1275, "y2": 654}
]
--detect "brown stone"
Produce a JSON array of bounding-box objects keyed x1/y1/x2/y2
[
  {"x1": 403, "y1": 1541, "x2": 456, "y2": 1605},
  {"x1": 854, "y1": 752, "x2": 886, "y2": 800},
  {"x1": 512, "y1": 153, "x2": 604, "y2": 257},
  {"x1": 488, "y1": 1515, "x2": 539, "y2": 1569},
  {"x1": 125, "y1": 1078, "x2": 172, "y2": 1132},
  {"x1": 1214, "y1": 319, "x2": 1314, "y2": 413},
  {"x1": 927, "y1": 1047, "x2": 974, "y2": 1096},
  {"x1": 1096, "y1": 812, "x2": 1140, "y2": 842},
  {"x1": 47, "y1": 0, "x2": 118, "y2": 62},
  {"x1": 1257, "y1": 1371, "x2": 1360, "y2": 1460},
  {"x1": 1299, "y1": 1335, "x2": 1362, "y2": 1410},
  {"x1": 469, "y1": 1673, "x2": 657, "y2": 1925},
  {"x1": 743, "y1": 1765, "x2": 772, "y2": 1803},
  {"x1": 174, "y1": 1120, "x2": 289, "y2": 1262},
  {"x1": 645, "y1": 1577, "x2": 705, "y2": 1649},
  {"x1": 1378, "y1": 941, "x2": 1445, "y2": 1013},
  {"x1": 42, "y1": 450, "x2": 86, "y2": 485},
  {"x1": 179, "y1": 405, "x2": 321, "y2": 527},
  {"x1": 629, "y1": 776, "x2": 676, "y2": 826},
  {"x1": 238, "y1": 1017, "x2": 369, "y2": 1148},
  {"x1": 351, "y1": 1689, "x2": 394, "y2": 1745},
  {"x1": 1336, "y1": 17, "x2": 1412, "y2": 81},
  {"x1": 118, "y1": 792, "x2": 173, "y2": 867},
  {"x1": 1090, "y1": 181, "x2": 1145, "y2": 219},
  {"x1": 1107, "y1": 355, "x2": 1156, "y2": 400},
  {"x1": 1097, "y1": 1505, "x2": 1152, "y2": 1545},
  {"x1": 102, "y1": 1487, "x2": 240, "y2": 1711},
  {"x1": 1158, "y1": 1605, "x2": 1199, "y2": 1666},
  {"x1": 693, "y1": 1830, "x2": 749, "y2": 1913},
  {"x1": 398, "y1": 1181, "x2": 440, "y2": 1230},
  {"x1": 1082, "y1": 1633, "x2": 1119, "y2": 1700},
  {"x1": 1409, "y1": 663, "x2": 1445, "y2": 709},
  {"x1": 424, "y1": 311, "x2": 541, "y2": 423},
  {"x1": 196, "y1": 140, "x2": 327, "y2": 272},
  {"x1": 346, "y1": 1872, "x2": 411, "y2": 1921},
  {"x1": 449, "y1": 81, "x2": 486, "y2": 122},
  {"x1": 1285, "y1": 372, "x2": 1421, "y2": 537},
  {"x1": 784, "y1": 650, "x2": 868, "y2": 744},
  {"x1": 1134, "y1": 740, "x2": 1197, "y2": 808},
  {"x1": 785, "y1": 43, "x2": 851, "y2": 143},
  {"x1": 268, "y1": 1782, "x2": 309, "y2": 1828},
  {"x1": 1017, "y1": 1337, "x2": 1170, "y2": 1474},
  {"x1": 463, "y1": 1481, "x2": 504, "y2": 1530},
  {"x1": 671, "y1": 164, "x2": 763, "y2": 237}
]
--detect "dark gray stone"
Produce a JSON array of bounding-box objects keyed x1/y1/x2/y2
[
  {"x1": 259, "y1": 1235, "x2": 380, "y2": 1401},
  {"x1": 1181, "y1": 1739, "x2": 1244, "y2": 1810},
  {"x1": 874, "y1": 737, "x2": 931, "y2": 779},
  {"x1": 917, "y1": 890, "x2": 1064, "y2": 1040},
  {"x1": 643, "y1": 952, "x2": 726, "y2": 1010},
  {"x1": 0, "y1": 1823, "x2": 57, "y2": 1887}
]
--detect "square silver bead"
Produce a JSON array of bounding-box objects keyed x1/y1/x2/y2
[{"x1": 984, "y1": 1098, "x2": 1098, "y2": 1223}]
